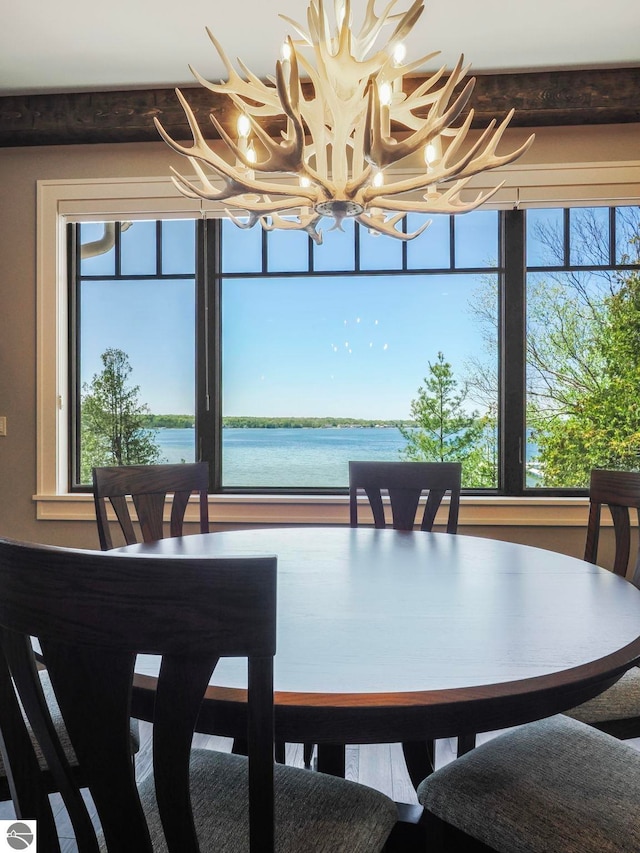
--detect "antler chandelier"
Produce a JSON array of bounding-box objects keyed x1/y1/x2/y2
[{"x1": 155, "y1": 0, "x2": 534, "y2": 243}]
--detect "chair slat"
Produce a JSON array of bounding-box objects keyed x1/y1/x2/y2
[
  {"x1": 92, "y1": 463, "x2": 210, "y2": 551},
  {"x1": 584, "y1": 469, "x2": 640, "y2": 582},
  {"x1": 350, "y1": 461, "x2": 461, "y2": 533},
  {"x1": 0, "y1": 647, "x2": 62, "y2": 852}
]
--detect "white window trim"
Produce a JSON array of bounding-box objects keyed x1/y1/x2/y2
[{"x1": 35, "y1": 163, "x2": 640, "y2": 524}]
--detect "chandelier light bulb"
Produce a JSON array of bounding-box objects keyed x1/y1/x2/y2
[
  {"x1": 281, "y1": 41, "x2": 292, "y2": 62},
  {"x1": 237, "y1": 113, "x2": 251, "y2": 139},
  {"x1": 424, "y1": 144, "x2": 435, "y2": 164},
  {"x1": 392, "y1": 43, "x2": 406, "y2": 65},
  {"x1": 155, "y1": 0, "x2": 535, "y2": 243},
  {"x1": 378, "y1": 82, "x2": 393, "y2": 107}
]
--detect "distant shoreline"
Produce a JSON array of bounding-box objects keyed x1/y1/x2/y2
[{"x1": 142, "y1": 415, "x2": 413, "y2": 430}]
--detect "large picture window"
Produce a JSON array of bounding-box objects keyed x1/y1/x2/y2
[{"x1": 68, "y1": 203, "x2": 639, "y2": 495}]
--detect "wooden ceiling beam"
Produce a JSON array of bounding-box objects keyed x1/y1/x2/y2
[{"x1": 0, "y1": 67, "x2": 638, "y2": 148}]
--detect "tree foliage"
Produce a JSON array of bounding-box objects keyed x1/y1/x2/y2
[
  {"x1": 526, "y1": 213, "x2": 640, "y2": 487},
  {"x1": 465, "y1": 208, "x2": 640, "y2": 488},
  {"x1": 531, "y1": 256, "x2": 640, "y2": 485},
  {"x1": 399, "y1": 352, "x2": 497, "y2": 487},
  {"x1": 80, "y1": 348, "x2": 161, "y2": 482}
]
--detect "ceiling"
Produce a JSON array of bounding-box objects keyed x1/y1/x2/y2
[{"x1": 2, "y1": 0, "x2": 639, "y2": 97}]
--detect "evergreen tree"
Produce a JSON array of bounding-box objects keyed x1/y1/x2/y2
[
  {"x1": 400, "y1": 352, "x2": 497, "y2": 487},
  {"x1": 80, "y1": 348, "x2": 161, "y2": 482}
]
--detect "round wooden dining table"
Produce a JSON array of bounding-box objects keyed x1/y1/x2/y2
[{"x1": 123, "y1": 527, "x2": 640, "y2": 777}]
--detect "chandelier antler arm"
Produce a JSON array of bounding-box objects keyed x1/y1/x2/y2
[
  {"x1": 189, "y1": 63, "x2": 279, "y2": 114},
  {"x1": 227, "y1": 210, "x2": 263, "y2": 229},
  {"x1": 155, "y1": 95, "x2": 319, "y2": 202},
  {"x1": 273, "y1": 54, "x2": 333, "y2": 190},
  {"x1": 445, "y1": 110, "x2": 535, "y2": 181},
  {"x1": 387, "y1": 0, "x2": 424, "y2": 45},
  {"x1": 187, "y1": 29, "x2": 282, "y2": 112},
  {"x1": 357, "y1": 0, "x2": 423, "y2": 59},
  {"x1": 278, "y1": 14, "x2": 313, "y2": 46},
  {"x1": 397, "y1": 59, "x2": 471, "y2": 123},
  {"x1": 374, "y1": 179, "x2": 504, "y2": 214},
  {"x1": 356, "y1": 210, "x2": 432, "y2": 240},
  {"x1": 346, "y1": 163, "x2": 374, "y2": 197},
  {"x1": 226, "y1": 204, "x2": 322, "y2": 242},
  {"x1": 390, "y1": 50, "x2": 445, "y2": 85},
  {"x1": 228, "y1": 194, "x2": 320, "y2": 212},
  {"x1": 201, "y1": 57, "x2": 315, "y2": 181},
  {"x1": 365, "y1": 74, "x2": 475, "y2": 169},
  {"x1": 362, "y1": 110, "x2": 532, "y2": 204},
  {"x1": 365, "y1": 55, "x2": 473, "y2": 167},
  {"x1": 358, "y1": 0, "x2": 402, "y2": 56},
  {"x1": 308, "y1": 2, "x2": 386, "y2": 83},
  {"x1": 261, "y1": 211, "x2": 324, "y2": 244},
  {"x1": 166, "y1": 161, "x2": 263, "y2": 204},
  {"x1": 361, "y1": 111, "x2": 481, "y2": 201}
]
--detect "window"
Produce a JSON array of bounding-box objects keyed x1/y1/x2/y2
[
  {"x1": 69, "y1": 205, "x2": 640, "y2": 494},
  {"x1": 71, "y1": 220, "x2": 197, "y2": 486},
  {"x1": 525, "y1": 206, "x2": 640, "y2": 489},
  {"x1": 36, "y1": 168, "x2": 640, "y2": 510},
  {"x1": 72, "y1": 212, "x2": 502, "y2": 491}
]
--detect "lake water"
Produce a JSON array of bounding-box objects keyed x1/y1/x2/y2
[
  {"x1": 155, "y1": 426, "x2": 540, "y2": 487},
  {"x1": 155, "y1": 426, "x2": 408, "y2": 487}
]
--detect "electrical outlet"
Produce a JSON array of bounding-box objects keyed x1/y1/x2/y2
[{"x1": 0, "y1": 417, "x2": 6, "y2": 436}]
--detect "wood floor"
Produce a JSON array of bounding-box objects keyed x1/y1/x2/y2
[{"x1": 3, "y1": 723, "x2": 639, "y2": 851}]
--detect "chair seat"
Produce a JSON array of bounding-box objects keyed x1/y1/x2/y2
[
  {"x1": 563, "y1": 666, "x2": 640, "y2": 723},
  {"x1": 139, "y1": 749, "x2": 398, "y2": 853},
  {"x1": 417, "y1": 714, "x2": 640, "y2": 853}
]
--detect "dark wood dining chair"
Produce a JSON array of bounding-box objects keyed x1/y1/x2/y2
[
  {"x1": 417, "y1": 713, "x2": 640, "y2": 852},
  {"x1": 563, "y1": 468, "x2": 640, "y2": 738},
  {"x1": 92, "y1": 462, "x2": 210, "y2": 550},
  {"x1": 0, "y1": 538, "x2": 397, "y2": 853},
  {"x1": 347, "y1": 460, "x2": 464, "y2": 786},
  {"x1": 349, "y1": 460, "x2": 461, "y2": 532}
]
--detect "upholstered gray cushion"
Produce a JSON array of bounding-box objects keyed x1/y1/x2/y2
[
  {"x1": 564, "y1": 665, "x2": 640, "y2": 723},
  {"x1": 138, "y1": 748, "x2": 397, "y2": 852},
  {"x1": 0, "y1": 670, "x2": 140, "y2": 779},
  {"x1": 418, "y1": 714, "x2": 640, "y2": 853}
]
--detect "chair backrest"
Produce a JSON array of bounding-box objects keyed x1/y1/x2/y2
[
  {"x1": 0, "y1": 538, "x2": 277, "y2": 853},
  {"x1": 584, "y1": 468, "x2": 640, "y2": 584},
  {"x1": 349, "y1": 461, "x2": 461, "y2": 533},
  {"x1": 92, "y1": 462, "x2": 210, "y2": 550}
]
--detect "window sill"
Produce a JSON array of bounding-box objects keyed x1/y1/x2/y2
[{"x1": 33, "y1": 493, "x2": 591, "y2": 527}]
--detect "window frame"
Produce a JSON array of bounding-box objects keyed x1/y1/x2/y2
[{"x1": 36, "y1": 163, "x2": 640, "y2": 521}]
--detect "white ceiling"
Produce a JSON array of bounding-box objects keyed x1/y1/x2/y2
[{"x1": 2, "y1": 0, "x2": 638, "y2": 97}]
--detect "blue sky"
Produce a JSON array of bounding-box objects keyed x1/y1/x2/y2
[{"x1": 79, "y1": 213, "x2": 499, "y2": 419}]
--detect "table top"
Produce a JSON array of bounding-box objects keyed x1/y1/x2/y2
[{"x1": 123, "y1": 528, "x2": 640, "y2": 743}]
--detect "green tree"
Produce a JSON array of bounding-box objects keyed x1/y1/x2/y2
[
  {"x1": 466, "y1": 210, "x2": 640, "y2": 487},
  {"x1": 532, "y1": 259, "x2": 640, "y2": 485},
  {"x1": 399, "y1": 352, "x2": 497, "y2": 487},
  {"x1": 80, "y1": 348, "x2": 161, "y2": 482}
]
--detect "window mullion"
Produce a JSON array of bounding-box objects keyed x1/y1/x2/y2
[
  {"x1": 501, "y1": 209, "x2": 526, "y2": 495},
  {"x1": 197, "y1": 218, "x2": 221, "y2": 492}
]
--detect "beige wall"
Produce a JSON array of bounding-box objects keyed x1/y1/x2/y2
[{"x1": 0, "y1": 125, "x2": 638, "y2": 554}]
